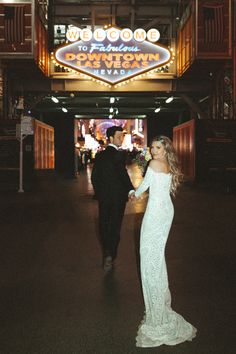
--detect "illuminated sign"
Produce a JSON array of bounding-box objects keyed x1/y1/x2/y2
[
  {"x1": 65, "y1": 27, "x2": 160, "y2": 43},
  {"x1": 53, "y1": 27, "x2": 173, "y2": 85}
]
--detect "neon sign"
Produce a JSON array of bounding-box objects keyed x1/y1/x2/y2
[
  {"x1": 66, "y1": 27, "x2": 160, "y2": 43},
  {"x1": 53, "y1": 27, "x2": 173, "y2": 86}
]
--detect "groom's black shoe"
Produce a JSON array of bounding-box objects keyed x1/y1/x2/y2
[{"x1": 103, "y1": 256, "x2": 113, "y2": 272}]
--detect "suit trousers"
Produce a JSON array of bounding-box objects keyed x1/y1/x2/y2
[{"x1": 98, "y1": 199, "x2": 126, "y2": 260}]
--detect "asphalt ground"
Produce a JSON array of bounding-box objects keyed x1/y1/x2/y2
[{"x1": 0, "y1": 165, "x2": 235, "y2": 354}]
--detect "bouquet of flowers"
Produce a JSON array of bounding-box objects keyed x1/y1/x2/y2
[{"x1": 134, "y1": 148, "x2": 152, "y2": 176}]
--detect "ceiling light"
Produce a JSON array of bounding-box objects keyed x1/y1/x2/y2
[
  {"x1": 199, "y1": 95, "x2": 210, "y2": 103},
  {"x1": 110, "y1": 97, "x2": 115, "y2": 104},
  {"x1": 155, "y1": 107, "x2": 161, "y2": 113},
  {"x1": 51, "y1": 96, "x2": 59, "y2": 103},
  {"x1": 109, "y1": 107, "x2": 114, "y2": 113},
  {"x1": 62, "y1": 107, "x2": 68, "y2": 113},
  {"x1": 165, "y1": 96, "x2": 174, "y2": 103},
  {"x1": 109, "y1": 114, "x2": 113, "y2": 119}
]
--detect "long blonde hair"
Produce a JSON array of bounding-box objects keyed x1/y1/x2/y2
[{"x1": 149, "y1": 136, "x2": 183, "y2": 197}]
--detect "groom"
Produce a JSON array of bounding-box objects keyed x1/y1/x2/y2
[{"x1": 91, "y1": 126, "x2": 134, "y2": 272}]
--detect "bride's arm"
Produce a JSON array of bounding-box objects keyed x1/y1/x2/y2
[{"x1": 135, "y1": 167, "x2": 152, "y2": 198}]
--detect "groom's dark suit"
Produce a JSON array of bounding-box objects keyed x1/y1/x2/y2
[{"x1": 91, "y1": 145, "x2": 134, "y2": 260}]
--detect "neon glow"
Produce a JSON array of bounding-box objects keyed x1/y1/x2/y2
[
  {"x1": 54, "y1": 27, "x2": 173, "y2": 85},
  {"x1": 66, "y1": 27, "x2": 160, "y2": 43}
]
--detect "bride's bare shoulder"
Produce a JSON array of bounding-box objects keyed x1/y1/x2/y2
[
  {"x1": 149, "y1": 159, "x2": 158, "y2": 167},
  {"x1": 149, "y1": 159, "x2": 169, "y2": 173},
  {"x1": 149, "y1": 159, "x2": 162, "y2": 170}
]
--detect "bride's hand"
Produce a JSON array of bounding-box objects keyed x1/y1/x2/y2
[{"x1": 129, "y1": 192, "x2": 136, "y2": 201}]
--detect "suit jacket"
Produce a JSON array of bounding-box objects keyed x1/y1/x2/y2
[{"x1": 91, "y1": 146, "x2": 134, "y2": 203}]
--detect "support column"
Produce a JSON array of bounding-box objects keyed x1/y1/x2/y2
[
  {"x1": 83, "y1": 119, "x2": 90, "y2": 134},
  {"x1": 233, "y1": 0, "x2": 236, "y2": 118},
  {"x1": 111, "y1": 4, "x2": 116, "y2": 26},
  {"x1": 130, "y1": 0, "x2": 135, "y2": 31},
  {"x1": 0, "y1": 61, "x2": 3, "y2": 119},
  {"x1": 180, "y1": 93, "x2": 207, "y2": 119},
  {"x1": 143, "y1": 118, "x2": 147, "y2": 147}
]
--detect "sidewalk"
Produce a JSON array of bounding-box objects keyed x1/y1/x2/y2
[{"x1": 0, "y1": 165, "x2": 235, "y2": 354}]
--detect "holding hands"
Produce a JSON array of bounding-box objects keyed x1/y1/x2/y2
[{"x1": 129, "y1": 191, "x2": 137, "y2": 201}]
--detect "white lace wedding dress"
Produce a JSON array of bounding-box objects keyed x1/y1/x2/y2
[{"x1": 135, "y1": 167, "x2": 197, "y2": 347}]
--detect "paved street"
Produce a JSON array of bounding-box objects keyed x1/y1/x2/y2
[{"x1": 0, "y1": 165, "x2": 235, "y2": 354}]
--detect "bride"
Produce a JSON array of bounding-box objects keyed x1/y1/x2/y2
[{"x1": 132, "y1": 136, "x2": 197, "y2": 348}]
